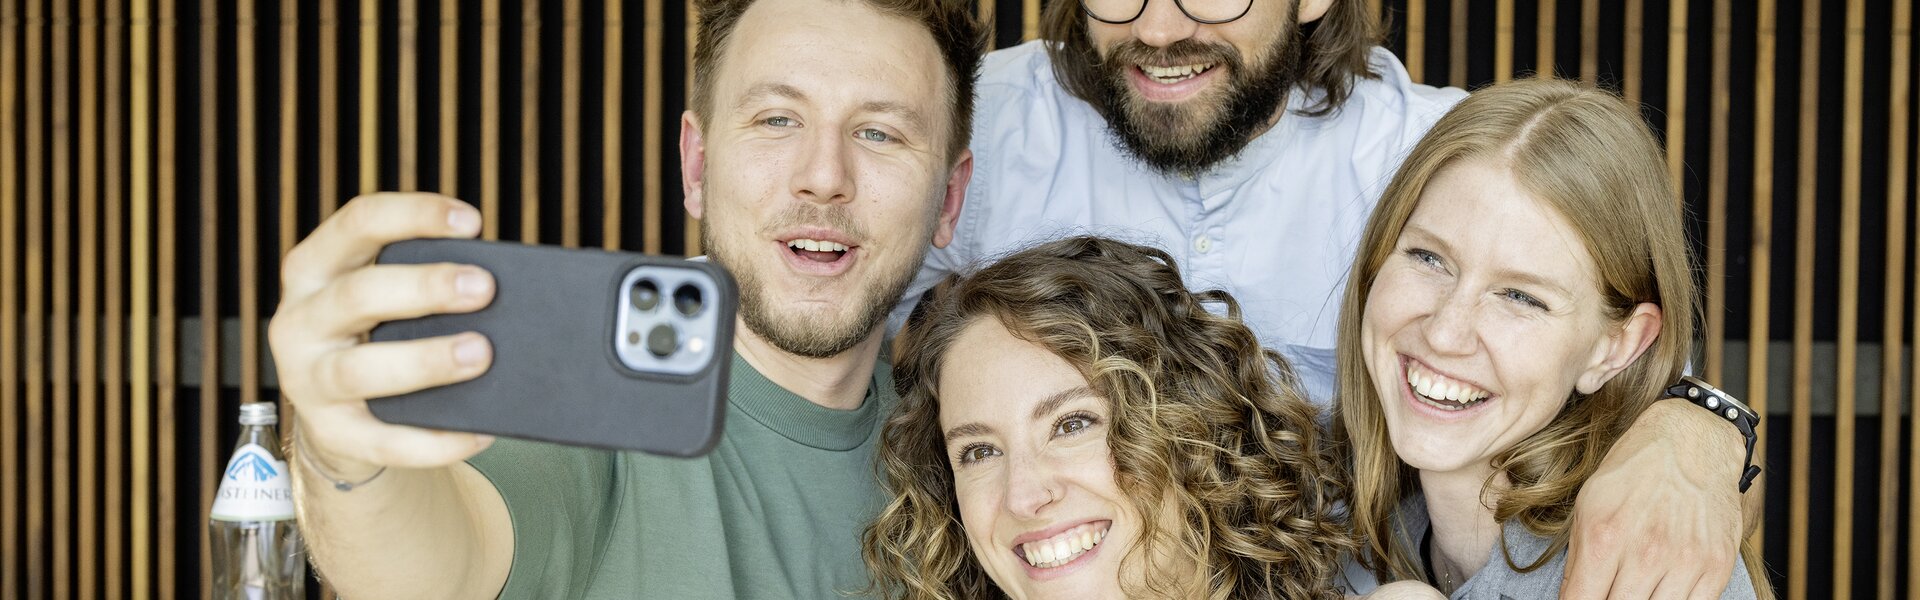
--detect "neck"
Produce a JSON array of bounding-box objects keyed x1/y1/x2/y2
[
  {"x1": 1417, "y1": 463, "x2": 1507, "y2": 590},
  {"x1": 732, "y1": 319, "x2": 881, "y2": 411}
]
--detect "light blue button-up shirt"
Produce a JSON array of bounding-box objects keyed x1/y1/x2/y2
[{"x1": 896, "y1": 41, "x2": 1465, "y2": 405}]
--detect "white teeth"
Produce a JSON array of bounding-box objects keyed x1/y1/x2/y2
[
  {"x1": 1019, "y1": 522, "x2": 1111, "y2": 569},
  {"x1": 787, "y1": 238, "x2": 848, "y2": 252},
  {"x1": 1405, "y1": 362, "x2": 1489, "y2": 409},
  {"x1": 1140, "y1": 63, "x2": 1215, "y2": 83}
]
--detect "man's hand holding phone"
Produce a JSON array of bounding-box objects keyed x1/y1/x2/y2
[
  {"x1": 269, "y1": 192, "x2": 500, "y2": 475},
  {"x1": 267, "y1": 192, "x2": 514, "y2": 599}
]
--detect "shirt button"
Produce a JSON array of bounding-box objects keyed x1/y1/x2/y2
[{"x1": 1193, "y1": 234, "x2": 1214, "y2": 254}]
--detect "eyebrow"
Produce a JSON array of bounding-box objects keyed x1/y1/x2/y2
[
  {"x1": 734, "y1": 82, "x2": 929, "y2": 133},
  {"x1": 1401, "y1": 223, "x2": 1573, "y2": 299},
  {"x1": 941, "y1": 386, "x2": 1099, "y2": 443},
  {"x1": 735, "y1": 82, "x2": 809, "y2": 110}
]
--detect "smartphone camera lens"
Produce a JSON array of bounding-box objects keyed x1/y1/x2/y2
[
  {"x1": 673, "y1": 284, "x2": 703, "y2": 317},
  {"x1": 646, "y1": 323, "x2": 678, "y2": 358},
  {"x1": 631, "y1": 279, "x2": 661, "y2": 312}
]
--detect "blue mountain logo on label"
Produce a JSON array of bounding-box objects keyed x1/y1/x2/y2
[{"x1": 225, "y1": 450, "x2": 280, "y2": 482}]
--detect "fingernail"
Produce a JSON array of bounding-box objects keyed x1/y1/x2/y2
[
  {"x1": 454, "y1": 336, "x2": 490, "y2": 367},
  {"x1": 456, "y1": 270, "x2": 492, "y2": 298},
  {"x1": 447, "y1": 206, "x2": 481, "y2": 235}
]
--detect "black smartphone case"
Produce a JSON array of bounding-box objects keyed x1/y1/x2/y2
[{"x1": 367, "y1": 239, "x2": 735, "y2": 458}]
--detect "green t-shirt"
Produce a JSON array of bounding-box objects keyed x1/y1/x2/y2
[{"x1": 467, "y1": 355, "x2": 895, "y2": 599}]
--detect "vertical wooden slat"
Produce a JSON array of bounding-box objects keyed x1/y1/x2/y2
[
  {"x1": 603, "y1": 0, "x2": 622, "y2": 251},
  {"x1": 196, "y1": 0, "x2": 222, "y2": 594},
  {"x1": 1745, "y1": 0, "x2": 1776, "y2": 555},
  {"x1": 0, "y1": 0, "x2": 19, "y2": 595},
  {"x1": 239, "y1": 0, "x2": 261, "y2": 409},
  {"x1": 522, "y1": 0, "x2": 541, "y2": 244},
  {"x1": 1406, "y1": 0, "x2": 1424, "y2": 86},
  {"x1": 152, "y1": 0, "x2": 179, "y2": 595},
  {"x1": 399, "y1": 0, "x2": 418, "y2": 190},
  {"x1": 1538, "y1": 0, "x2": 1556, "y2": 78},
  {"x1": 1666, "y1": 0, "x2": 1688, "y2": 208},
  {"x1": 280, "y1": 0, "x2": 298, "y2": 257},
  {"x1": 1787, "y1": 0, "x2": 1820, "y2": 596},
  {"x1": 1878, "y1": 2, "x2": 1911, "y2": 598},
  {"x1": 359, "y1": 0, "x2": 378, "y2": 195},
  {"x1": 1023, "y1": 0, "x2": 1037, "y2": 42},
  {"x1": 51, "y1": 0, "x2": 75, "y2": 594},
  {"x1": 23, "y1": 0, "x2": 45, "y2": 595},
  {"x1": 1449, "y1": 0, "x2": 1467, "y2": 87},
  {"x1": 131, "y1": 0, "x2": 158, "y2": 594},
  {"x1": 562, "y1": 0, "x2": 581, "y2": 248},
  {"x1": 1495, "y1": 0, "x2": 1512, "y2": 82},
  {"x1": 319, "y1": 0, "x2": 340, "y2": 216},
  {"x1": 643, "y1": 0, "x2": 661, "y2": 254},
  {"x1": 439, "y1": 0, "x2": 456, "y2": 194},
  {"x1": 106, "y1": 0, "x2": 130, "y2": 593},
  {"x1": 482, "y1": 0, "x2": 500, "y2": 240},
  {"x1": 1704, "y1": 0, "x2": 1730, "y2": 385},
  {"x1": 78, "y1": 0, "x2": 102, "y2": 596},
  {"x1": 1833, "y1": 0, "x2": 1864, "y2": 594},
  {"x1": 1626, "y1": 0, "x2": 1643, "y2": 103},
  {"x1": 1580, "y1": 0, "x2": 1598, "y2": 84}
]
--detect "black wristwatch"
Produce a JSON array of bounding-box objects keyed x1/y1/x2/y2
[{"x1": 1665, "y1": 376, "x2": 1761, "y2": 493}]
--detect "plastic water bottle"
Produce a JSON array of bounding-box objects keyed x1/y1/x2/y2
[{"x1": 209, "y1": 402, "x2": 306, "y2": 599}]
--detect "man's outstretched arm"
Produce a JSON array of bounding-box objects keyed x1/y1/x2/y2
[{"x1": 272, "y1": 193, "x2": 515, "y2": 599}]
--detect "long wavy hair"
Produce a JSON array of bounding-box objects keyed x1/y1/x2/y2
[
  {"x1": 1041, "y1": 0, "x2": 1382, "y2": 117},
  {"x1": 1331, "y1": 78, "x2": 1767, "y2": 594},
  {"x1": 862, "y1": 236, "x2": 1353, "y2": 599}
]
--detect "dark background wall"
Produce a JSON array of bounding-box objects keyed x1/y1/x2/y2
[{"x1": 1, "y1": 0, "x2": 1915, "y2": 598}]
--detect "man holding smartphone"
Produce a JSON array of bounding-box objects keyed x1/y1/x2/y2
[{"x1": 269, "y1": 0, "x2": 981, "y2": 596}]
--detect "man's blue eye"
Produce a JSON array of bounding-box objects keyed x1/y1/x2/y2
[
  {"x1": 856, "y1": 129, "x2": 893, "y2": 143},
  {"x1": 764, "y1": 116, "x2": 795, "y2": 127}
]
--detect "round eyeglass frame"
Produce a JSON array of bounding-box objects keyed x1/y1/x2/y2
[{"x1": 1081, "y1": 0, "x2": 1256, "y2": 25}]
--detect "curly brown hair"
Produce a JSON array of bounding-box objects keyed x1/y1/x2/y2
[{"x1": 861, "y1": 236, "x2": 1353, "y2": 600}]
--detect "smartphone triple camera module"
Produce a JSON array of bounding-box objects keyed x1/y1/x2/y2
[{"x1": 616, "y1": 266, "x2": 723, "y2": 376}]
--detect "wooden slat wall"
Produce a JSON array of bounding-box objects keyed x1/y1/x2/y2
[{"x1": 5, "y1": 1, "x2": 1919, "y2": 597}]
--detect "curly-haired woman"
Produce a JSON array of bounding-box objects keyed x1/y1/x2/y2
[{"x1": 860, "y1": 236, "x2": 1369, "y2": 600}]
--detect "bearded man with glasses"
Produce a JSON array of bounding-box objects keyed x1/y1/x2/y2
[{"x1": 895, "y1": 1, "x2": 1766, "y2": 597}]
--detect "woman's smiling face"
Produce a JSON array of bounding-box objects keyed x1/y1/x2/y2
[
  {"x1": 1360, "y1": 158, "x2": 1648, "y2": 476},
  {"x1": 938, "y1": 318, "x2": 1139, "y2": 600}
]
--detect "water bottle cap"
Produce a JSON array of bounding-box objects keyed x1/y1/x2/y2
[{"x1": 238, "y1": 402, "x2": 279, "y2": 426}]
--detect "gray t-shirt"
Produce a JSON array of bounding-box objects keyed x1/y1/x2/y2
[{"x1": 1341, "y1": 495, "x2": 1759, "y2": 599}]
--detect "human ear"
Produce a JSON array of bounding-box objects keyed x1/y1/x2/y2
[
  {"x1": 1300, "y1": 0, "x2": 1333, "y2": 23},
  {"x1": 1575, "y1": 303, "x2": 1662, "y2": 395},
  {"x1": 933, "y1": 150, "x2": 973, "y2": 249},
  {"x1": 679, "y1": 111, "x2": 707, "y2": 219}
]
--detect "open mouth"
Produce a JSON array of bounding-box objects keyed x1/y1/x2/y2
[
  {"x1": 1404, "y1": 359, "x2": 1492, "y2": 411},
  {"x1": 785, "y1": 238, "x2": 850, "y2": 263},
  {"x1": 1137, "y1": 62, "x2": 1216, "y2": 85},
  {"x1": 1013, "y1": 521, "x2": 1111, "y2": 570}
]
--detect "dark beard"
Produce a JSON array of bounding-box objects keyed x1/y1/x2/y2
[
  {"x1": 700, "y1": 207, "x2": 928, "y2": 360},
  {"x1": 1088, "y1": 29, "x2": 1306, "y2": 177}
]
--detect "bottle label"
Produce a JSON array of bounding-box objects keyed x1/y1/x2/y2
[{"x1": 210, "y1": 443, "x2": 296, "y2": 522}]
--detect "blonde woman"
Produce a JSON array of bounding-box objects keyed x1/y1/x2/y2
[
  {"x1": 862, "y1": 236, "x2": 1360, "y2": 599},
  {"x1": 1333, "y1": 78, "x2": 1767, "y2": 598}
]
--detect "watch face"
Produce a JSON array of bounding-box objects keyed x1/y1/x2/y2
[{"x1": 1677, "y1": 376, "x2": 1757, "y2": 419}]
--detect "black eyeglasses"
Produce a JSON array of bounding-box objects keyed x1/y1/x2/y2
[{"x1": 1081, "y1": 0, "x2": 1256, "y2": 25}]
